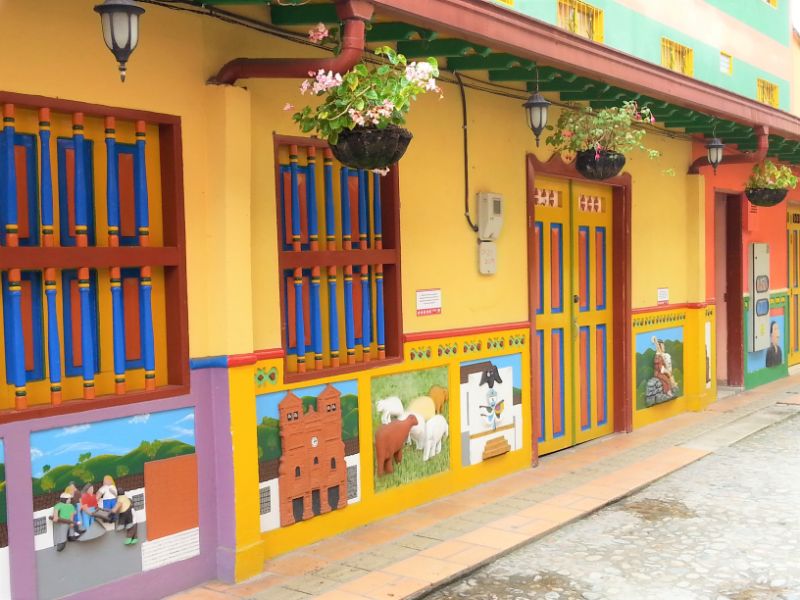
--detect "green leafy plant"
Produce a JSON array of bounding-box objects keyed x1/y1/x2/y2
[
  {"x1": 546, "y1": 100, "x2": 660, "y2": 159},
  {"x1": 290, "y1": 46, "x2": 441, "y2": 145},
  {"x1": 746, "y1": 160, "x2": 798, "y2": 190}
]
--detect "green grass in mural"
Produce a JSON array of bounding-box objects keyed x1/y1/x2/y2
[
  {"x1": 257, "y1": 393, "x2": 359, "y2": 463},
  {"x1": 635, "y1": 341, "x2": 684, "y2": 410},
  {"x1": 31, "y1": 440, "x2": 195, "y2": 497},
  {"x1": 371, "y1": 367, "x2": 449, "y2": 493}
]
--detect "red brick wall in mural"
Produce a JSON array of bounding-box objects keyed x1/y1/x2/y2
[{"x1": 144, "y1": 453, "x2": 199, "y2": 540}]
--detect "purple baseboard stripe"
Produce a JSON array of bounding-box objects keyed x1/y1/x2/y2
[{"x1": 0, "y1": 369, "x2": 233, "y2": 599}]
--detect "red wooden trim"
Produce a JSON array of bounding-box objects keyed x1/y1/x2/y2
[
  {"x1": 283, "y1": 356, "x2": 404, "y2": 384},
  {"x1": 526, "y1": 155, "x2": 540, "y2": 465},
  {"x1": 228, "y1": 353, "x2": 259, "y2": 367},
  {"x1": 0, "y1": 247, "x2": 180, "y2": 269},
  {"x1": 371, "y1": 0, "x2": 800, "y2": 140},
  {"x1": 0, "y1": 384, "x2": 189, "y2": 426},
  {"x1": 612, "y1": 177, "x2": 633, "y2": 434},
  {"x1": 256, "y1": 348, "x2": 285, "y2": 360},
  {"x1": 163, "y1": 119, "x2": 190, "y2": 388},
  {"x1": 0, "y1": 91, "x2": 181, "y2": 126},
  {"x1": 279, "y1": 248, "x2": 398, "y2": 269},
  {"x1": 726, "y1": 193, "x2": 745, "y2": 386},
  {"x1": 403, "y1": 321, "x2": 531, "y2": 342},
  {"x1": 631, "y1": 301, "x2": 712, "y2": 315}
]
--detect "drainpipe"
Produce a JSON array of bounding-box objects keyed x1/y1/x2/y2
[
  {"x1": 687, "y1": 125, "x2": 769, "y2": 174},
  {"x1": 209, "y1": 0, "x2": 374, "y2": 85}
]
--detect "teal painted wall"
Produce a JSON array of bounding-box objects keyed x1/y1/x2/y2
[{"x1": 496, "y1": 0, "x2": 791, "y2": 111}]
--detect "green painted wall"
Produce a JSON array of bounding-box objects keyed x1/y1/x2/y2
[{"x1": 497, "y1": 0, "x2": 790, "y2": 111}]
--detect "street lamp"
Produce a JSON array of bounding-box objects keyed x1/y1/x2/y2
[
  {"x1": 706, "y1": 137, "x2": 724, "y2": 174},
  {"x1": 94, "y1": 0, "x2": 145, "y2": 82},
  {"x1": 524, "y1": 91, "x2": 551, "y2": 147}
]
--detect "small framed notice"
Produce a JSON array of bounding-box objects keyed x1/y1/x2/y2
[
  {"x1": 416, "y1": 289, "x2": 442, "y2": 316},
  {"x1": 657, "y1": 287, "x2": 669, "y2": 305}
]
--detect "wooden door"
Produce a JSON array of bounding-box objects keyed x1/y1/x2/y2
[{"x1": 533, "y1": 176, "x2": 614, "y2": 454}]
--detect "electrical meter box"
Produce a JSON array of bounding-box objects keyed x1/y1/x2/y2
[
  {"x1": 749, "y1": 242, "x2": 771, "y2": 352},
  {"x1": 477, "y1": 192, "x2": 504, "y2": 241}
]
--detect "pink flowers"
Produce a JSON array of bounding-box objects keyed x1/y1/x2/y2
[
  {"x1": 563, "y1": 130, "x2": 573, "y2": 138},
  {"x1": 405, "y1": 61, "x2": 441, "y2": 94},
  {"x1": 283, "y1": 103, "x2": 294, "y2": 112},
  {"x1": 348, "y1": 100, "x2": 396, "y2": 127},
  {"x1": 308, "y1": 23, "x2": 329, "y2": 43},
  {"x1": 300, "y1": 69, "x2": 343, "y2": 95}
]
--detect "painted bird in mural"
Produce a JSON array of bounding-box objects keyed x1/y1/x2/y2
[{"x1": 479, "y1": 394, "x2": 505, "y2": 430}]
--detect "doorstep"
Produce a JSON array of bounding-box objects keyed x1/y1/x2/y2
[{"x1": 170, "y1": 375, "x2": 800, "y2": 600}]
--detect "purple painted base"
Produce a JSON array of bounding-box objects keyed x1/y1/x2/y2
[{"x1": 0, "y1": 368, "x2": 235, "y2": 600}]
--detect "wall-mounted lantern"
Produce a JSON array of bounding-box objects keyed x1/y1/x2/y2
[
  {"x1": 524, "y1": 91, "x2": 551, "y2": 147},
  {"x1": 94, "y1": 0, "x2": 145, "y2": 82},
  {"x1": 706, "y1": 137, "x2": 724, "y2": 173}
]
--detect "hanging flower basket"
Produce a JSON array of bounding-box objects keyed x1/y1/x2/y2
[
  {"x1": 330, "y1": 125, "x2": 413, "y2": 170},
  {"x1": 744, "y1": 161, "x2": 797, "y2": 208},
  {"x1": 745, "y1": 188, "x2": 788, "y2": 208},
  {"x1": 290, "y1": 41, "x2": 440, "y2": 172},
  {"x1": 575, "y1": 149, "x2": 626, "y2": 180}
]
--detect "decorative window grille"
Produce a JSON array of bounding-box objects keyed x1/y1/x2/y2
[
  {"x1": 346, "y1": 465, "x2": 358, "y2": 500},
  {"x1": 260, "y1": 486, "x2": 271, "y2": 515},
  {"x1": 757, "y1": 79, "x2": 779, "y2": 108},
  {"x1": 275, "y1": 137, "x2": 402, "y2": 378},
  {"x1": 557, "y1": 0, "x2": 603, "y2": 42},
  {"x1": 33, "y1": 516, "x2": 47, "y2": 535},
  {"x1": 0, "y1": 94, "x2": 188, "y2": 413},
  {"x1": 719, "y1": 52, "x2": 733, "y2": 75},
  {"x1": 661, "y1": 38, "x2": 694, "y2": 76},
  {"x1": 131, "y1": 493, "x2": 145, "y2": 511}
]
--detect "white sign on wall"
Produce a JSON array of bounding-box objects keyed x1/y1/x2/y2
[
  {"x1": 416, "y1": 289, "x2": 442, "y2": 316},
  {"x1": 657, "y1": 288, "x2": 669, "y2": 305}
]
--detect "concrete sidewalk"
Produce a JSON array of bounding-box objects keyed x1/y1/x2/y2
[{"x1": 170, "y1": 377, "x2": 800, "y2": 600}]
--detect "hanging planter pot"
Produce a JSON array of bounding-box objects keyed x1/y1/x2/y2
[
  {"x1": 745, "y1": 188, "x2": 788, "y2": 208},
  {"x1": 575, "y1": 149, "x2": 626, "y2": 181},
  {"x1": 330, "y1": 125, "x2": 413, "y2": 170}
]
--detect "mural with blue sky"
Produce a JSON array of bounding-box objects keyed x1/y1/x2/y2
[
  {"x1": 30, "y1": 408, "x2": 195, "y2": 478},
  {"x1": 461, "y1": 354, "x2": 522, "y2": 389},
  {"x1": 256, "y1": 380, "x2": 358, "y2": 422}
]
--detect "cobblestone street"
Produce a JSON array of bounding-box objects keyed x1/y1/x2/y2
[{"x1": 425, "y1": 411, "x2": 800, "y2": 600}]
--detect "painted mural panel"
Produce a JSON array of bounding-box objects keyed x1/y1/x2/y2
[
  {"x1": 635, "y1": 327, "x2": 684, "y2": 410},
  {"x1": 460, "y1": 354, "x2": 523, "y2": 466},
  {"x1": 0, "y1": 441, "x2": 8, "y2": 600},
  {"x1": 748, "y1": 312, "x2": 785, "y2": 373},
  {"x1": 371, "y1": 367, "x2": 450, "y2": 492},
  {"x1": 30, "y1": 407, "x2": 198, "y2": 600},
  {"x1": 256, "y1": 381, "x2": 360, "y2": 532}
]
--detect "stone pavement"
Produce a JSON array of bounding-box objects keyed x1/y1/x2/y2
[
  {"x1": 426, "y1": 403, "x2": 800, "y2": 599},
  {"x1": 169, "y1": 377, "x2": 800, "y2": 600}
]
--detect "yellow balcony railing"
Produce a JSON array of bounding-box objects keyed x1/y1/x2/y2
[
  {"x1": 661, "y1": 38, "x2": 694, "y2": 77},
  {"x1": 557, "y1": 0, "x2": 603, "y2": 42}
]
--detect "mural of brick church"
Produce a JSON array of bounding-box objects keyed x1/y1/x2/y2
[{"x1": 278, "y1": 384, "x2": 348, "y2": 527}]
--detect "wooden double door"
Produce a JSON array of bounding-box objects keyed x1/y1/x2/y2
[{"x1": 532, "y1": 176, "x2": 615, "y2": 454}]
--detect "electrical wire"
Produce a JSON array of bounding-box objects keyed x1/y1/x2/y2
[
  {"x1": 454, "y1": 72, "x2": 479, "y2": 233},
  {"x1": 142, "y1": 0, "x2": 695, "y2": 146}
]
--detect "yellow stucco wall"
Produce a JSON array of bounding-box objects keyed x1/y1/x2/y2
[{"x1": 0, "y1": 1, "x2": 708, "y2": 357}]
